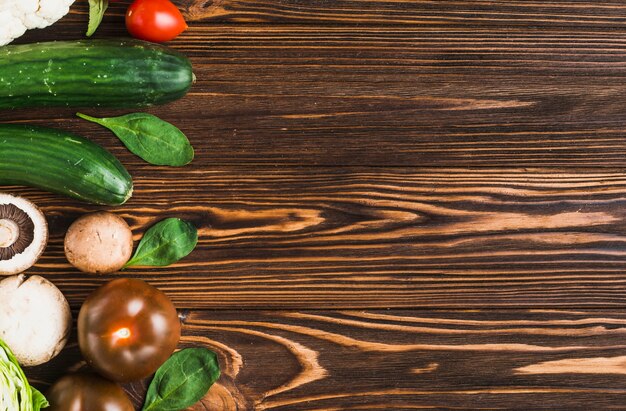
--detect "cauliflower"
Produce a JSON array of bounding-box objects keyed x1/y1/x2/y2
[{"x1": 0, "y1": 0, "x2": 75, "y2": 46}]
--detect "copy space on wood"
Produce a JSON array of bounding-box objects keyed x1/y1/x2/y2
[
  {"x1": 4, "y1": 167, "x2": 626, "y2": 309},
  {"x1": 26, "y1": 309, "x2": 626, "y2": 410}
]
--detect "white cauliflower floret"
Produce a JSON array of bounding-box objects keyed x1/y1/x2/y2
[{"x1": 0, "y1": 0, "x2": 75, "y2": 46}]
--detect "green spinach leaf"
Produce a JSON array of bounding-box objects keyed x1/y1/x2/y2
[
  {"x1": 125, "y1": 218, "x2": 198, "y2": 268},
  {"x1": 77, "y1": 112, "x2": 194, "y2": 166},
  {"x1": 142, "y1": 348, "x2": 220, "y2": 411},
  {"x1": 87, "y1": 0, "x2": 109, "y2": 37}
]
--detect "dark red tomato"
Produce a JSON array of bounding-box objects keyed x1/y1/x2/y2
[
  {"x1": 47, "y1": 373, "x2": 134, "y2": 411},
  {"x1": 126, "y1": 0, "x2": 188, "y2": 43},
  {"x1": 78, "y1": 278, "x2": 181, "y2": 382}
]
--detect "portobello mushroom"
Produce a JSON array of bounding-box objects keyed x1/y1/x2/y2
[{"x1": 0, "y1": 194, "x2": 48, "y2": 275}]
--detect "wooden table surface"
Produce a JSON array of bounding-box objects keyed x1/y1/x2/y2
[{"x1": 7, "y1": 1, "x2": 626, "y2": 409}]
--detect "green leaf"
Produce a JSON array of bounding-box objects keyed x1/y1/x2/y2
[
  {"x1": 32, "y1": 388, "x2": 50, "y2": 411},
  {"x1": 0, "y1": 339, "x2": 49, "y2": 410},
  {"x1": 125, "y1": 218, "x2": 198, "y2": 268},
  {"x1": 87, "y1": 0, "x2": 109, "y2": 37},
  {"x1": 142, "y1": 348, "x2": 220, "y2": 411},
  {"x1": 77, "y1": 112, "x2": 194, "y2": 166}
]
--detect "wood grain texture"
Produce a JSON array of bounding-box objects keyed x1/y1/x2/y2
[
  {"x1": 6, "y1": 3, "x2": 626, "y2": 167},
  {"x1": 5, "y1": 168, "x2": 626, "y2": 309},
  {"x1": 25, "y1": 309, "x2": 626, "y2": 410},
  {"x1": 8, "y1": 1, "x2": 626, "y2": 410},
  {"x1": 175, "y1": 0, "x2": 626, "y2": 28},
  {"x1": 71, "y1": 0, "x2": 626, "y2": 28}
]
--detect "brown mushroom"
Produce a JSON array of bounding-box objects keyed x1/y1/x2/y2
[
  {"x1": 0, "y1": 193, "x2": 48, "y2": 275},
  {"x1": 64, "y1": 212, "x2": 133, "y2": 274}
]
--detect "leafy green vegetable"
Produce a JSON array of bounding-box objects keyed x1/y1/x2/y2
[
  {"x1": 87, "y1": 0, "x2": 109, "y2": 37},
  {"x1": 142, "y1": 348, "x2": 220, "y2": 411},
  {"x1": 76, "y1": 112, "x2": 194, "y2": 166},
  {"x1": 125, "y1": 218, "x2": 198, "y2": 268},
  {"x1": 31, "y1": 388, "x2": 49, "y2": 411},
  {"x1": 0, "y1": 339, "x2": 49, "y2": 410}
]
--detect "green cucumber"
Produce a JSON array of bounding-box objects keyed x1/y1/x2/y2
[
  {"x1": 0, "y1": 39, "x2": 194, "y2": 108},
  {"x1": 0, "y1": 125, "x2": 133, "y2": 205}
]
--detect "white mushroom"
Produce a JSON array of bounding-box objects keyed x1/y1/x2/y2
[
  {"x1": 0, "y1": 193, "x2": 48, "y2": 275},
  {"x1": 0, "y1": 274, "x2": 72, "y2": 366}
]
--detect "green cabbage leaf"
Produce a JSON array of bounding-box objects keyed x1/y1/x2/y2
[{"x1": 0, "y1": 339, "x2": 48, "y2": 411}]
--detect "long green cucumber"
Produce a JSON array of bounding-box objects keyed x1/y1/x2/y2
[
  {"x1": 0, "y1": 39, "x2": 194, "y2": 108},
  {"x1": 0, "y1": 125, "x2": 133, "y2": 205}
]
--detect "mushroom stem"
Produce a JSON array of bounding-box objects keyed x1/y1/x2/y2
[{"x1": 0, "y1": 219, "x2": 19, "y2": 248}]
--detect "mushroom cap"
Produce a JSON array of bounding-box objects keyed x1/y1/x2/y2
[
  {"x1": 0, "y1": 194, "x2": 48, "y2": 275},
  {"x1": 64, "y1": 212, "x2": 133, "y2": 274},
  {"x1": 0, "y1": 274, "x2": 72, "y2": 366}
]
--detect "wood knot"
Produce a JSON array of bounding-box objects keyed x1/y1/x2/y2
[{"x1": 180, "y1": 0, "x2": 229, "y2": 21}]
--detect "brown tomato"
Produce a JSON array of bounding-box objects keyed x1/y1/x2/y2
[
  {"x1": 47, "y1": 373, "x2": 134, "y2": 411},
  {"x1": 78, "y1": 278, "x2": 181, "y2": 382}
]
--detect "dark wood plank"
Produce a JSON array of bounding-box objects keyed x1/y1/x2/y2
[
  {"x1": 26, "y1": 309, "x2": 626, "y2": 410},
  {"x1": 176, "y1": 0, "x2": 626, "y2": 28},
  {"x1": 6, "y1": 167, "x2": 626, "y2": 309},
  {"x1": 66, "y1": 1, "x2": 626, "y2": 29},
  {"x1": 3, "y1": 4, "x2": 626, "y2": 167},
  {"x1": 6, "y1": 2, "x2": 626, "y2": 410}
]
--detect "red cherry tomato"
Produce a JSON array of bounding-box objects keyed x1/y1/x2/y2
[
  {"x1": 78, "y1": 279, "x2": 181, "y2": 382},
  {"x1": 47, "y1": 373, "x2": 134, "y2": 411},
  {"x1": 126, "y1": 0, "x2": 188, "y2": 43}
]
